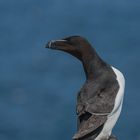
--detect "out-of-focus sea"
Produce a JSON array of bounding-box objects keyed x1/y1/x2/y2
[{"x1": 0, "y1": 0, "x2": 140, "y2": 140}]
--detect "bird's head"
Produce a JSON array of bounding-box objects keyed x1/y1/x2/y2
[{"x1": 45, "y1": 36, "x2": 93, "y2": 61}]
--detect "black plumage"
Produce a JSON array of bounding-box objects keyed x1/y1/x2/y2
[{"x1": 46, "y1": 36, "x2": 119, "y2": 140}]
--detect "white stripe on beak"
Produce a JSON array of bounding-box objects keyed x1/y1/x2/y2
[{"x1": 48, "y1": 40, "x2": 66, "y2": 48}]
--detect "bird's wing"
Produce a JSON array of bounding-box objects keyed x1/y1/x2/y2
[
  {"x1": 73, "y1": 80, "x2": 119, "y2": 139},
  {"x1": 73, "y1": 113, "x2": 107, "y2": 139},
  {"x1": 85, "y1": 80, "x2": 119, "y2": 115},
  {"x1": 77, "y1": 79, "x2": 119, "y2": 116}
]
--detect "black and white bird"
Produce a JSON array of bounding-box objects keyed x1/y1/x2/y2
[{"x1": 45, "y1": 36, "x2": 125, "y2": 140}]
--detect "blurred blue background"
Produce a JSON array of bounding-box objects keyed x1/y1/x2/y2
[{"x1": 0, "y1": 0, "x2": 140, "y2": 140}]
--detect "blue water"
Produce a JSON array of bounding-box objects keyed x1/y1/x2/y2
[{"x1": 0, "y1": 0, "x2": 140, "y2": 140}]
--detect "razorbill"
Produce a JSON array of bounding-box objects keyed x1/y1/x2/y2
[{"x1": 45, "y1": 36, "x2": 125, "y2": 140}]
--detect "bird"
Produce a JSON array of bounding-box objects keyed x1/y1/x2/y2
[{"x1": 45, "y1": 36, "x2": 125, "y2": 140}]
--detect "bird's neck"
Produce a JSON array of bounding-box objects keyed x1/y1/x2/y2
[{"x1": 81, "y1": 49, "x2": 106, "y2": 80}]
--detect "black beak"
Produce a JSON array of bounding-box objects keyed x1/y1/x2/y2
[{"x1": 45, "y1": 40, "x2": 67, "y2": 49}]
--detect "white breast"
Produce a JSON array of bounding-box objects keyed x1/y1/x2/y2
[{"x1": 95, "y1": 67, "x2": 125, "y2": 140}]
